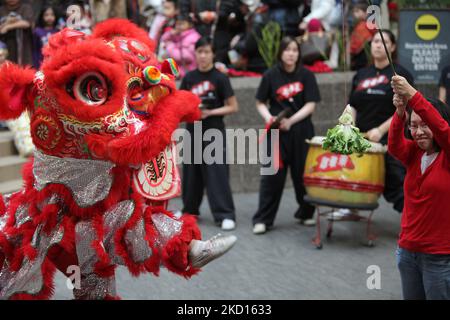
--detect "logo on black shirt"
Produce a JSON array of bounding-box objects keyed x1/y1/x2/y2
[
  {"x1": 276, "y1": 82, "x2": 304, "y2": 100},
  {"x1": 356, "y1": 75, "x2": 389, "y2": 91},
  {"x1": 191, "y1": 81, "x2": 216, "y2": 97}
]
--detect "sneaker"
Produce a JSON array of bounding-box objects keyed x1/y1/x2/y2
[
  {"x1": 328, "y1": 208, "x2": 359, "y2": 221},
  {"x1": 221, "y1": 219, "x2": 236, "y2": 231},
  {"x1": 299, "y1": 218, "x2": 316, "y2": 226},
  {"x1": 189, "y1": 234, "x2": 237, "y2": 269},
  {"x1": 252, "y1": 223, "x2": 266, "y2": 234}
]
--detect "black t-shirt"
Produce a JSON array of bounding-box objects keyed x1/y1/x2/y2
[
  {"x1": 256, "y1": 64, "x2": 321, "y2": 122},
  {"x1": 349, "y1": 63, "x2": 414, "y2": 135},
  {"x1": 180, "y1": 67, "x2": 234, "y2": 129},
  {"x1": 439, "y1": 65, "x2": 450, "y2": 105}
]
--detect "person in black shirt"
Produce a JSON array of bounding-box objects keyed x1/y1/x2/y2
[
  {"x1": 180, "y1": 36, "x2": 238, "y2": 231},
  {"x1": 439, "y1": 65, "x2": 450, "y2": 105},
  {"x1": 333, "y1": 30, "x2": 413, "y2": 219},
  {"x1": 252, "y1": 36, "x2": 321, "y2": 234}
]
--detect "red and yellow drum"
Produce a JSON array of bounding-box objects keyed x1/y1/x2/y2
[{"x1": 304, "y1": 136, "x2": 386, "y2": 206}]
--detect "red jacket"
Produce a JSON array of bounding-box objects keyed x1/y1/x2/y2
[
  {"x1": 388, "y1": 92, "x2": 450, "y2": 254},
  {"x1": 350, "y1": 21, "x2": 376, "y2": 55}
]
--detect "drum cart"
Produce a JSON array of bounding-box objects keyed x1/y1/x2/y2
[
  {"x1": 303, "y1": 136, "x2": 385, "y2": 249},
  {"x1": 304, "y1": 195, "x2": 378, "y2": 249}
]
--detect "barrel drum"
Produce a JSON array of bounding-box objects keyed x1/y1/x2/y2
[{"x1": 303, "y1": 136, "x2": 386, "y2": 207}]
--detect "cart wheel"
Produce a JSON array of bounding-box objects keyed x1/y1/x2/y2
[
  {"x1": 316, "y1": 243, "x2": 323, "y2": 250},
  {"x1": 326, "y1": 229, "x2": 332, "y2": 238},
  {"x1": 366, "y1": 240, "x2": 374, "y2": 247}
]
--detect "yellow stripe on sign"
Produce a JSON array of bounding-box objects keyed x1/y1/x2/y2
[{"x1": 415, "y1": 14, "x2": 440, "y2": 41}]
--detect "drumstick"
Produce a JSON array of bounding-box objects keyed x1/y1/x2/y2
[{"x1": 366, "y1": 0, "x2": 397, "y2": 75}]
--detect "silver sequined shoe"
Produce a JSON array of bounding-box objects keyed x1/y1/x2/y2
[{"x1": 189, "y1": 234, "x2": 237, "y2": 268}]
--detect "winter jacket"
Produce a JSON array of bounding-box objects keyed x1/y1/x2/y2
[
  {"x1": 160, "y1": 28, "x2": 202, "y2": 78},
  {"x1": 350, "y1": 20, "x2": 376, "y2": 55}
]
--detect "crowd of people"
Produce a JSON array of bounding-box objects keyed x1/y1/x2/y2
[
  {"x1": 0, "y1": 0, "x2": 446, "y2": 77},
  {"x1": 0, "y1": 1, "x2": 414, "y2": 77},
  {"x1": 0, "y1": 0, "x2": 449, "y2": 300}
]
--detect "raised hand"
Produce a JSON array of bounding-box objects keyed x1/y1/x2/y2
[
  {"x1": 391, "y1": 75, "x2": 417, "y2": 100},
  {"x1": 393, "y1": 93, "x2": 407, "y2": 118}
]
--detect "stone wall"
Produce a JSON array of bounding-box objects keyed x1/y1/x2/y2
[{"x1": 188, "y1": 73, "x2": 440, "y2": 193}]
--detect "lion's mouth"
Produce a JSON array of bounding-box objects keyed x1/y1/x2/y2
[
  {"x1": 132, "y1": 143, "x2": 180, "y2": 200},
  {"x1": 128, "y1": 84, "x2": 170, "y2": 114}
]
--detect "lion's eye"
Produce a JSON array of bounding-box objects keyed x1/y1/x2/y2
[{"x1": 73, "y1": 72, "x2": 109, "y2": 106}]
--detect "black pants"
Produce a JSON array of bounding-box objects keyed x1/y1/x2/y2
[
  {"x1": 384, "y1": 151, "x2": 405, "y2": 213},
  {"x1": 253, "y1": 121, "x2": 315, "y2": 226},
  {"x1": 182, "y1": 126, "x2": 235, "y2": 223}
]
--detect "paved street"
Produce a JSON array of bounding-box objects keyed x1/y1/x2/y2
[{"x1": 53, "y1": 188, "x2": 403, "y2": 300}]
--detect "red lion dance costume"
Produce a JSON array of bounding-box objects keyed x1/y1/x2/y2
[{"x1": 0, "y1": 19, "x2": 236, "y2": 300}]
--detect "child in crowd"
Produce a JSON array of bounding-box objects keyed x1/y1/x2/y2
[
  {"x1": 33, "y1": 6, "x2": 60, "y2": 68},
  {"x1": 160, "y1": 14, "x2": 200, "y2": 77},
  {"x1": 350, "y1": 1, "x2": 376, "y2": 71}
]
